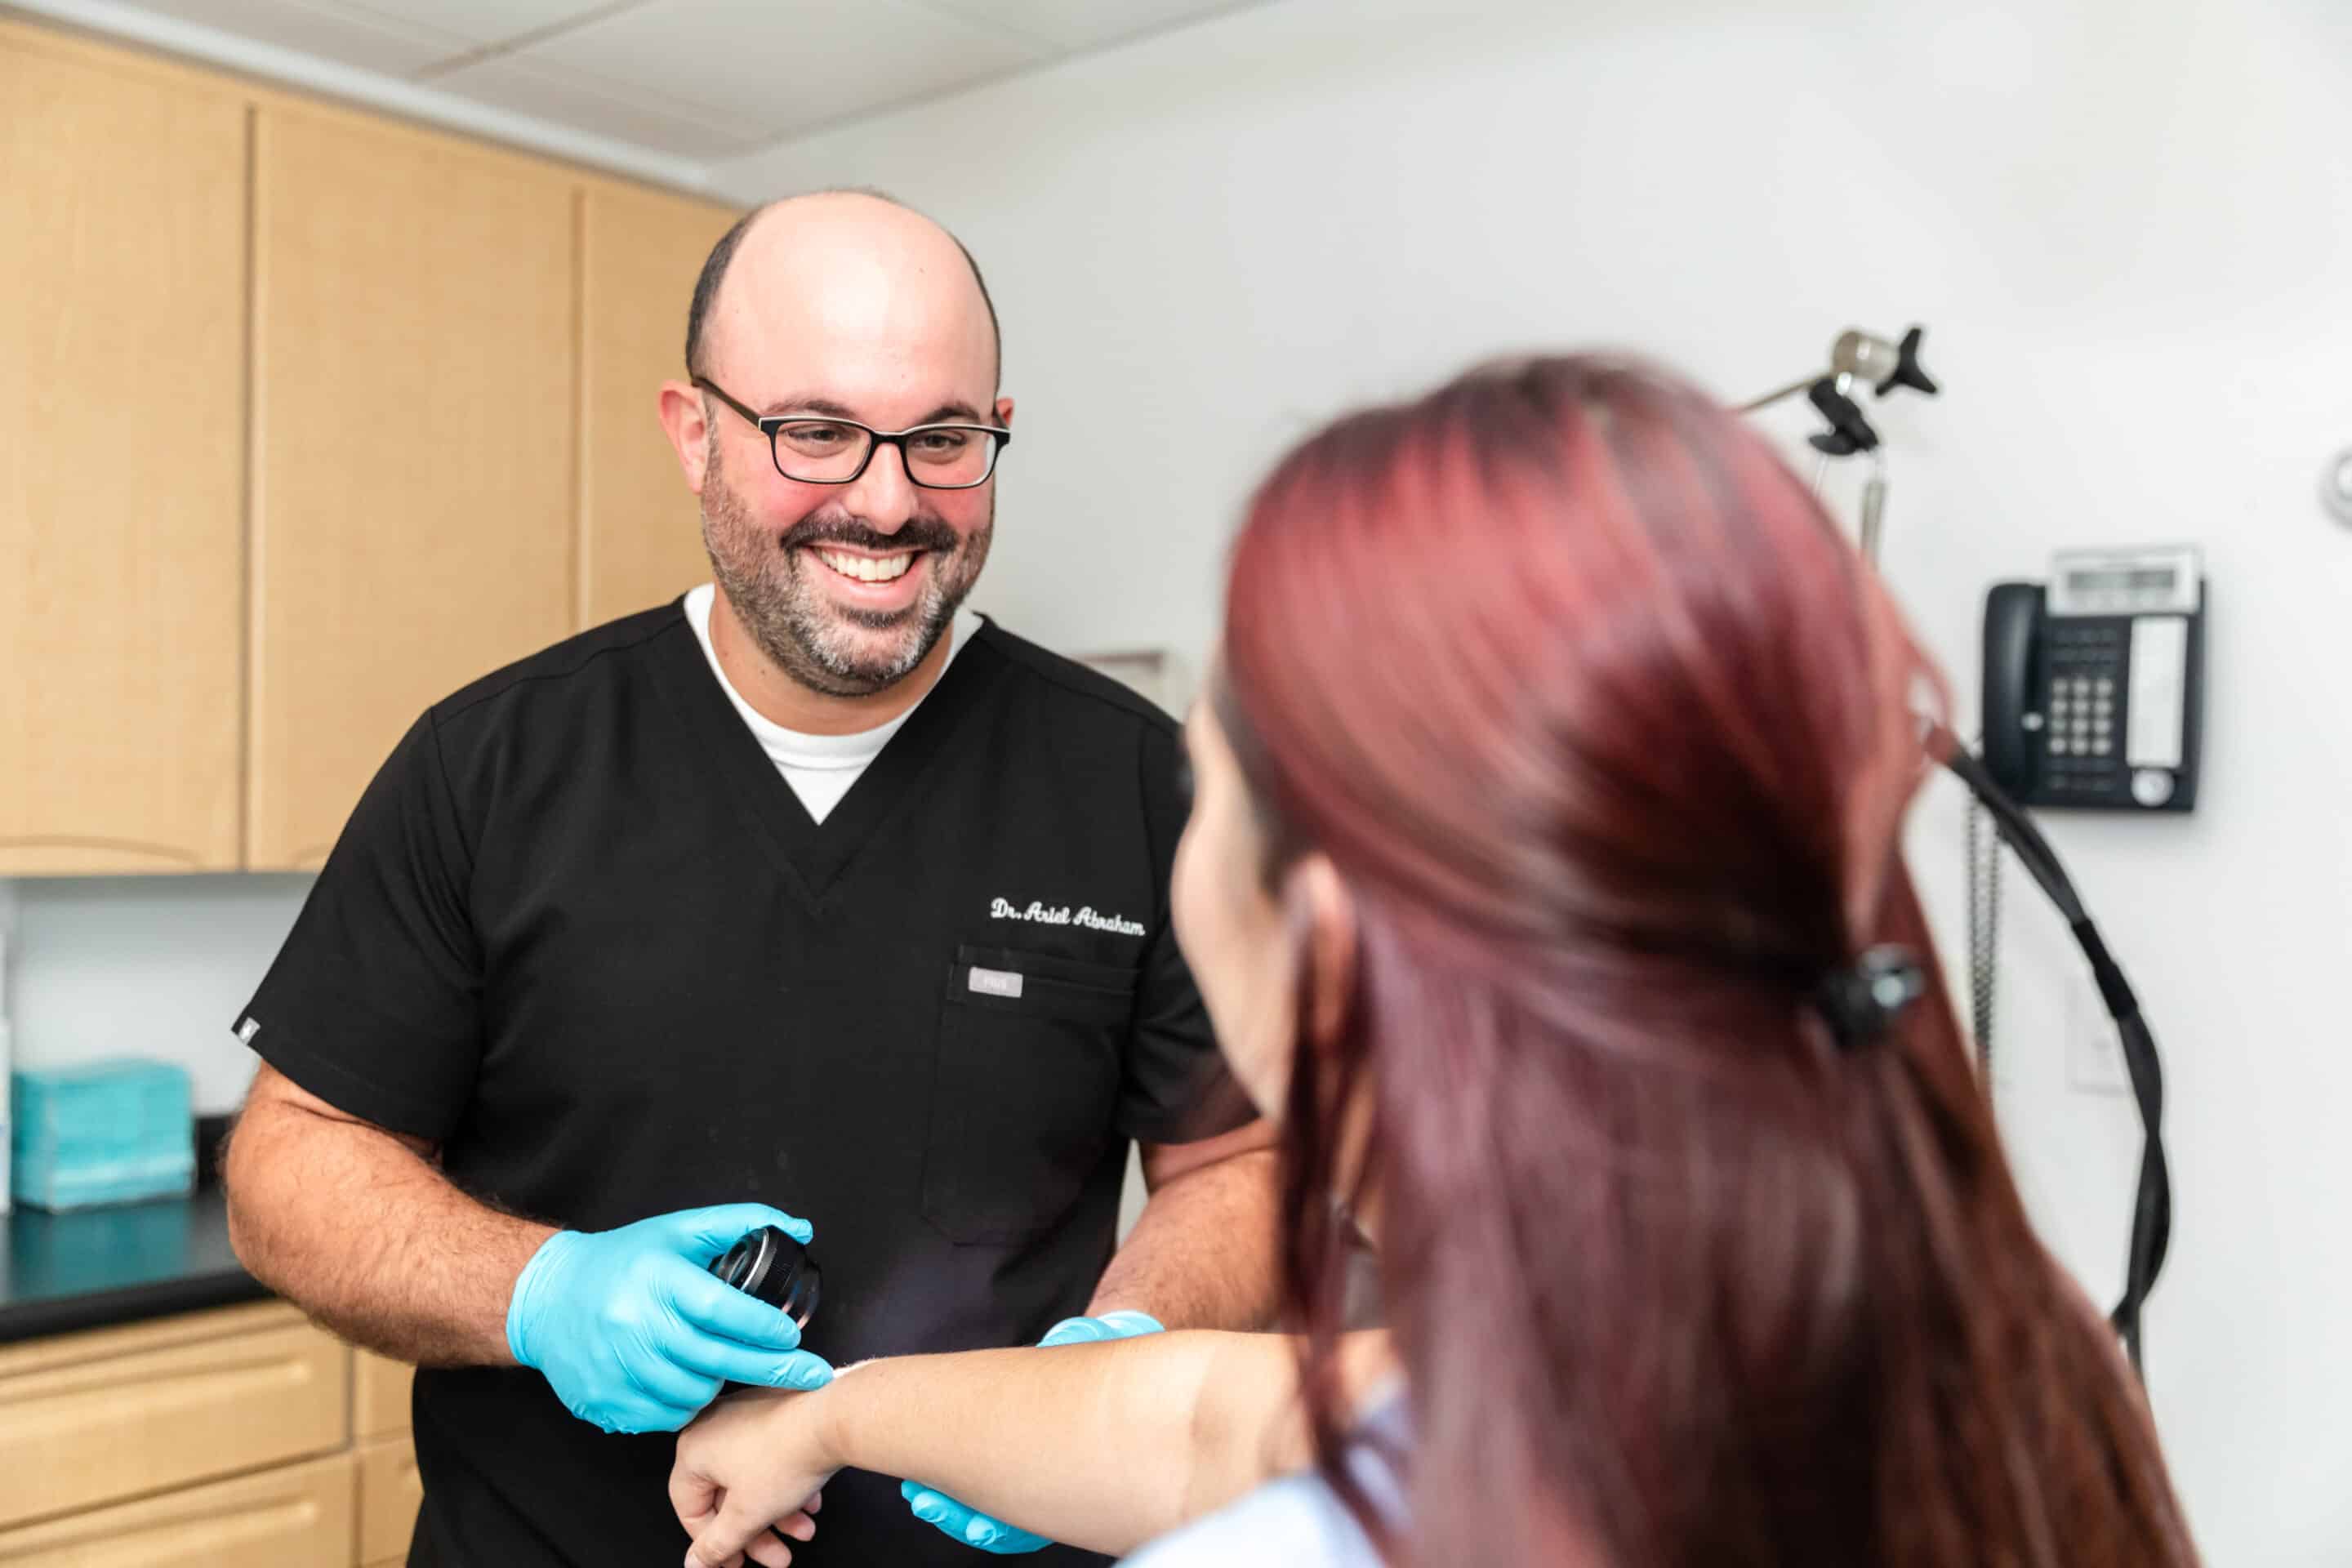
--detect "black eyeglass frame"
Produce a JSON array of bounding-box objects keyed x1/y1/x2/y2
[{"x1": 692, "y1": 375, "x2": 1011, "y2": 490}]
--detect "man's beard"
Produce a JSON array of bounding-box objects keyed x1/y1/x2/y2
[{"x1": 700, "y1": 439, "x2": 992, "y2": 698}]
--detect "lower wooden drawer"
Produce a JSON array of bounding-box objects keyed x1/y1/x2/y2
[
  {"x1": 0, "y1": 1450, "x2": 355, "y2": 1567},
  {"x1": 0, "y1": 1301, "x2": 349, "y2": 1529},
  {"x1": 357, "y1": 1436, "x2": 422, "y2": 1564}
]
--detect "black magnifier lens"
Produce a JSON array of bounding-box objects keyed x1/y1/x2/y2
[{"x1": 709, "y1": 1226, "x2": 822, "y2": 1330}]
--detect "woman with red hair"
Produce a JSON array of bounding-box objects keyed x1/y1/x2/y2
[{"x1": 672, "y1": 355, "x2": 2198, "y2": 1568}]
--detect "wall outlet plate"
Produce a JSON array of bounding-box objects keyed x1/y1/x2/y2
[{"x1": 2066, "y1": 973, "x2": 2132, "y2": 1097}]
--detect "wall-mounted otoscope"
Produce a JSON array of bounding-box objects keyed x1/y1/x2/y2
[{"x1": 1740, "y1": 326, "x2": 1939, "y2": 564}]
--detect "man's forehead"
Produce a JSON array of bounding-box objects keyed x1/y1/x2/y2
[
  {"x1": 705, "y1": 197, "x2": 998, "y2": 404},
  {"x1": 715, "y1": 323, "x2": 994, "y2": 424}
]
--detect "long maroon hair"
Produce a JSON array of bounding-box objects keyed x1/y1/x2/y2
[{"x1": 1216, "y1": 356, "x2": 2196, "y2": 1567}]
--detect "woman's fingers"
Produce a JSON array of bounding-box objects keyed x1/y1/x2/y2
[
  {"x1": 669, "y1": 1464, "x2": 719, "y2": 1539},
  {"x1": 769, "y1": 1488, "x2": 822, "y2": 1540}
]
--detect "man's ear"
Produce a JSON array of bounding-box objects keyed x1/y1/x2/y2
[
  {"x1": 994, "y1": 394, "x2": 1015, "y2": 430},
  {"x1": 658, "y1": 379, "x2": 712, "y2": 495}
]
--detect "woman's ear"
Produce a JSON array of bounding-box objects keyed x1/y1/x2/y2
[{"x1": 1288, "y1": 853, "x2": 1358, "y2": 1049}]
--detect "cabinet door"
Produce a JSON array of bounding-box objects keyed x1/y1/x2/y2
[
  {"x1": 0, "y1": 27, "x2": 247, "y2": 874},
  {"x1": 356, "y1": 1435, "x2": 423, "y2": 1566},
  {"x1": 248, "y1": 102, "x2": 577, "y2": 869},
  {"x1": 0, "y1": 1451, "x2": 356, "y2": 1568},
  {"x1": 578, "y1": 181, "x2": 740, "y2": 626},
  {"x1": 353, "y1": 1348, "x2": 415, "y2": 1441}
]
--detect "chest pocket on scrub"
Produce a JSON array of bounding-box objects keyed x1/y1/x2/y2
[{"x1": 919, "y1": 943, "x2": 1137, "y2": 1245}]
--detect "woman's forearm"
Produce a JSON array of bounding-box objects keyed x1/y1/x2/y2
[
  {"x1": 673, "y1": 1329, "x2": 1396, "y2": 1562},
  {"x1": 815, "y1": 1331, "x2": 1303, "y2": 1556}
]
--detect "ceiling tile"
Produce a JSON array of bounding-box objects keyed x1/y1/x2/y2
[
  {"x1": 902, "y1": 0, "x2": 1263, "y2": 52},
  {"x1": 122, "y1": 0, "x2": 475, "y2": 75},
  {"x1": 508, "y1": 0, "x2": 1051, "y2": 144},
  {"x1": 430, "y1": 51, "x2": 762, "y2": 157},
  {"x1": 337, "y1": 0, "x2": 622, "y2": 50}
]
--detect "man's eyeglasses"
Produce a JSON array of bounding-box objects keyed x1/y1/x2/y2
[{"x1": 693, "y1": 376, "x2": 1010, "y2": 490}]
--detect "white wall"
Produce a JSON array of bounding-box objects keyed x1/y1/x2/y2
[
  {"x1": 713, "y1": 2, "x2": 2352, "y2": 1560},
  {"x1": 2, "y1": 875, "x2": 308, "y2": 1115}
]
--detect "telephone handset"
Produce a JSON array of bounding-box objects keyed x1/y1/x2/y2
[{"x1": 1980, "y1": 546, "x2": 2205, "y2": 812}]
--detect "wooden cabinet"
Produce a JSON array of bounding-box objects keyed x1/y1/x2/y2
[
  {"x1": 0, "y1": 1302, "x2": 425, "y2": 1566},
  {"x1": 246, "y1": 103, "x2": 580, "y2": 869},
  {"x1": 578, "y1": 182, "x2": 740, "y2": 627},
  {"x1": 0, "y1": 29, "x2": 248, "y2": 875},
  {"x1": 353, "y1": 1348, "x2": 416, "y2": 1441},
  {"x1": 0, "y1": 1450, "x2": 357, "y2": 1568},
  {"x1": 355, "y1": 1436, "x2": 424, "y2": 1566},
  {"x1": 7, "y1": 16, "x2": 738, "y2": 871},
  {"x1": 353, "y1": 1351, "x2": 421, "y2": 1559},
  {"x1": 0, "y1": 1301, "x2": 347, "y2": 1530}
]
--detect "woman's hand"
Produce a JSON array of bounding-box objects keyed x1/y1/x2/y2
[{"x1": 670, "y1": 1385, "x2": 838, "y2": 1567}]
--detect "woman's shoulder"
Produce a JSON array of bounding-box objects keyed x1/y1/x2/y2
[{"x1": 1117, "y1": 1470, "x2": 1380, "y2": 1568}]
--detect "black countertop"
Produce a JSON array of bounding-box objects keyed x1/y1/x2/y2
[{"x1": 0, "y1": 1185, "x2": 270, "y2": 1346}]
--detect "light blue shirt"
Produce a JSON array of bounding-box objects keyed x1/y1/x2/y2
[{"x1": 1118, "y1": 1395, "x2": 1407, "y2": 1568}]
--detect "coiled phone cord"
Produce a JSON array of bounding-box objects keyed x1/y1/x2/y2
[{"x1": 1966, "y1": 783, "x2": 2003, "y2": 1082}]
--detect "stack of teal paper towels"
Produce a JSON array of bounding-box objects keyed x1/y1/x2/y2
[{"x1": 9, "y1": 1060, "x2": 195, "y2": 1211}]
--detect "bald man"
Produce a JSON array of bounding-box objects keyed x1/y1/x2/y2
[{"x1": 222, "y1": 192, "x2": 1276, "y2": 1568}]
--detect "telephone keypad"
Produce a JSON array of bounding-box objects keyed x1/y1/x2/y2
[
  {"x1": 2042, "y1": 624, "x2": 2128, "y2": 781},
  {"x1": 2008, "y1": 591, "x2": 2198, "y2": 813}
]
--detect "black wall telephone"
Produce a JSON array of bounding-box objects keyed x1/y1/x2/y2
[{"x1": 1981, "y1": 546, "x2": 2205, "y2": 812}]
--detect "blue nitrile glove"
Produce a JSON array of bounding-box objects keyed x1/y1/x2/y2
[
  {"x1": 902, "y1": 1311, "x2": 1165, "y2": 1552},
  {"x1": 506, "y1": 1204, "x2": 834, "y2": 1435}
]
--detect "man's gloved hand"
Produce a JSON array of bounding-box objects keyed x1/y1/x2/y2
[
  {"x1": 902, "y1": 1311, "x2": 1165, "y2": 1552},
  {"x1": 506, "y1": 1204, "x2": 833, "y2": 1435}
]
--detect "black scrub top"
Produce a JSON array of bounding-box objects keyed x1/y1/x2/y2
[{"x1": 234, "y1": 601, "x2": 1253, "y2": 1568}]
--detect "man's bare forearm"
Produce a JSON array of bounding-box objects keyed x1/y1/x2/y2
[
  {"x1": 1089, "y1": 1147, "x2": 1281, "y2": 1330},
  {"x1": 223, "y1": 1067, "x2": 552, "y2": 1366}
]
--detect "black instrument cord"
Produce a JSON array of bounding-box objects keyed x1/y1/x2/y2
[{"x1": 1933, "y1": 729, "x2": 2172, "y2": 1378}]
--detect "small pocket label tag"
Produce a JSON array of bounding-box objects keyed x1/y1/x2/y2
[{"x1": 968, "y1": 966, "x2": 1024, "y2": 1000}]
